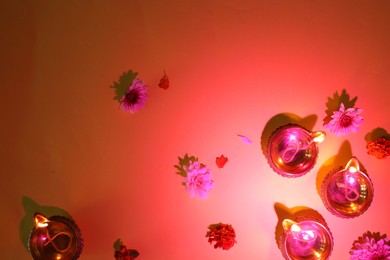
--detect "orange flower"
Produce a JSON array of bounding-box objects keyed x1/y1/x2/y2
[
  {"x1": 206, "y1": 223, "x2": 236, "y2": 250},
  {"x1": 216, "y1": 155, "x2": 228, "y2": 168},
  {"x1": 366, "y1": 137, "x2": 390, "y2": 159}
]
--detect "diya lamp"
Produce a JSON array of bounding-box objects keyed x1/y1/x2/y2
[
  {"x1": 321, "y1": 157, "x2": 374, "y2": 218},
  {"x1": 279, "y1": 218, "x2": 333, "y2": 260},
  {"x1": 266, "y1": 124, "x2": 325, "y2": 177},
  {"x1": 29, "y1": 212, "x2": 83, "y2": 260}
]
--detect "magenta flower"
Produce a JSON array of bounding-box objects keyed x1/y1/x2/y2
[
  {"x1": 119, "y1": 78, "x2": 148, "y2": 113},
  {"x1": 350, "y1": 231, "x2": 390, "y2": 259},
  {"x1": 324, "y1": 103, "x2": 363, "y2": 136},
  {"x1": 184, "y1": 161, "x2": 214, "y2": 199}
]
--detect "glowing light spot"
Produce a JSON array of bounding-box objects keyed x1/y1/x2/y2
[
  {"x1": 312, "y1": 132, "x2": 325, "y2": 144},
  {"x1": 278, "y1": 158, "x2": 283, "y2": 164},
  {"x1": 349, "y1": 166, "x2": 357, "y2": 173},
  {"x1": 303, "y1": 230, "x2": 316, "y2": 241},
  {"x1": 345, "y1": 174, "x2": 356, "y2": 184},
  {"x1": 34, "y1": 213, "x2": 49, "y2": 228},
  {"x1": 291, "y1": 224, "x2": 301, "y2": 233},
  {"x1": 37, "y1": 222, "x2": 48, "y2": 228}
]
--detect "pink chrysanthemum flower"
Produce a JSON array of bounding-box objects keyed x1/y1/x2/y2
[
  {"x1": 184, "y1": 161, "x2": 214, "y2": 199},
  {"x1": 350, "y1": 231, "x2": 390, "y2": 260},
  {"x1": 324, "y1": 103, "x2": 363, "y2": 136},
  {"x1": 119, "y1": 78, "x2": 148, "y2": 113}
]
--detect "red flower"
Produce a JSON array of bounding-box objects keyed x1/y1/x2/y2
[
  {"x1": 366, "y1": 137, "x2": 390, "y2": 159},
  {"x1": 114, "y1": 244, "x2": 139, "y2": 260},
  {"x1": 206, "y1": 223, "x2": 237, "y2": 250},
  {"x1": 216, "y1": 155, "x2": 228, "y2": 168},
  {"x1": 158, "y1": 71, "x2": 169, "y2": 89}
]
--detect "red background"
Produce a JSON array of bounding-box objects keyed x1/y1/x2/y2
[{"x1": 1, "y1": 1, "x2": 390, "y2": 259}]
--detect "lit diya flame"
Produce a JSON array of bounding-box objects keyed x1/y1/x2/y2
[
  {"x1": 34, "y1": 213, "x2": 74, "y2": 254},
  {"x1": 34, "y1": 212, "x2": 49, "y2": 228},
  {"x1": 321, "y1": 157, "x2": 374, "y2": 218},
  {"x1": 281, "y1": 219, "x2": 333, "y2": 260},
  {"x1": 266, "y1": 125, "x2": 325, "y2": 177},
  {"x1": 283, "y1": 219, "x2": 317, "y2": 248},
  {"x1": 336, "y1": 157, "x2": 361, "y2": 202},
  {"x1": 281, "y1": 131, "x2": 325, "y2": 163},
  {"x1": 312, "y1": 131, "x2": 326, "y2": 144},
  {"x1": 29, "y1": 213, "x2": 83, "y2": 259}
]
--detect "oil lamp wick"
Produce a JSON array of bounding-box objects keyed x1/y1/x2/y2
[
  {"x1": 336, "y1": 157, "x2": 361, "y2": 202},
  {"x1": 281, "y1": 131, "x2": 325, "y2": 163}
]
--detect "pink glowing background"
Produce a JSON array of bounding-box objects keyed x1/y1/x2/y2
[{"x1": 1, "y1": 1, "x2": 390, "y2": 259}]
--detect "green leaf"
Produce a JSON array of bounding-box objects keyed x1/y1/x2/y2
[
  {"x1": 110, "y1": 70, "x2": 139, "y2": 102},
  {"x1": 174, "y1": 153, "x2": 198, "y2": 177}
]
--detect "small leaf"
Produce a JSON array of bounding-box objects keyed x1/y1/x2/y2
[
  {"x1": 110, "y1": 70, "x2": 138, "y2": 101},
  {"x1": 174, "y1": 153, "x2": 198, "y2": 177}
]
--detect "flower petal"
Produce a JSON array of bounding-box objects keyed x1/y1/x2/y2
[{"x1": 216, "y1": 155, "x2": 228, "y2": 168}]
